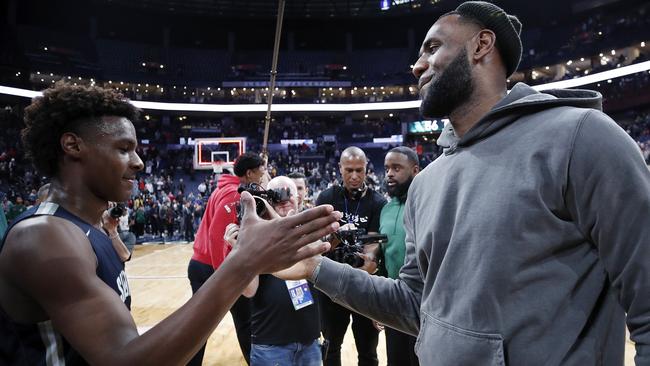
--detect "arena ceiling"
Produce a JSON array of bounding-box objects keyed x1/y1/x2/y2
[
  {"x1": 94, "y1": 0, "x2": 637, "y2": 23},
  {"x1": 99, "y1": 0, "x2": 444, "y2": 18},
  {"x1": 100, "y1": 0, "x2": 559, "y2": 19}
]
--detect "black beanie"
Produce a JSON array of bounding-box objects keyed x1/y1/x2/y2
[{"x1": 455, "y1": 1, "x2": 522, "y2": 77}]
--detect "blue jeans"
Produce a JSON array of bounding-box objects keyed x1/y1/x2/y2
[{"x1": 251, "y1": 339, "x2": 322, "y2": 366}]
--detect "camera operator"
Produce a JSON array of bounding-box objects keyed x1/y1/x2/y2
[
  {"x1": 187, "y1": 152, "x2": 267, "y2": 365},
  {"x1": 101, "y1": 202, "x2": 132, "y2": 262},
  {"x1": 315, "y1": 146, "x2": 386, "y2": 366},
  {"x1": 228, "y1": 176, "x2": 322, "y2": 366},
  {"x1": 378, "y1": 147, "x2": 419, "y2": 366}
]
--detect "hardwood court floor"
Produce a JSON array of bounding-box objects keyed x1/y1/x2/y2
[
  {"x1": 127, "y1": 244, "x2": 387, "y2": 365},
  {"x1": 127, "y1": 244, "x2": 636, "y2": 366}
]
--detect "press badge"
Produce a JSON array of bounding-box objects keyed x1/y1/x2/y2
[{"x1": 285, "y1": 280, "x2": 314, "y2": 310}]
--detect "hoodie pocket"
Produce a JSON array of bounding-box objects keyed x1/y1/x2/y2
[{"x1": 415, "y1": 312, "x2": 506, "y2": 366}]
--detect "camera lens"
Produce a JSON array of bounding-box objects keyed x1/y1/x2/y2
[{"x1": 109, "y1": 204, "x2": 125, "y2": 219}]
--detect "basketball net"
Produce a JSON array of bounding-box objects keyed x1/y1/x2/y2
[{"x1": 212, "y1": 161, "x2": 233, "y2": 174}]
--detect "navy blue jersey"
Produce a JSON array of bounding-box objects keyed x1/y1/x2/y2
[{"x1": 0, "y1": 202, "x2": 131, "y2": 365}]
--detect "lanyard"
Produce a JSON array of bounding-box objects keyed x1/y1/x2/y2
[{"x1": 343, "y1": 195, "x2": 362, "y2": 223}]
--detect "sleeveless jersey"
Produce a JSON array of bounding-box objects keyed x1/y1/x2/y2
[{"x1": 0, "y1": 202, "x2": 131, "y2": 365}]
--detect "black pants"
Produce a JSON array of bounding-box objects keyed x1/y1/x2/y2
[
  {"x1": 385, "y1": 327, "x2": 419, "y2": 366},
  {"x1": 184, "y1": 223, "x2": 194, "y2": 242},
  {"x1": 187, "y1": 259, "x2": 251, "y2": 365},
  {"x1": 320, "y1": 295, "x2": 379, "y2": 366}
]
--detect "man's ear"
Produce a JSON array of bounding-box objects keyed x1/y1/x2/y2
[
  {"x1": 472, "y1": 29, "x2": 497, "y2": 62},
  {"x1": 246, "y1": 169, "x2": 259, "y2": 184},
  {"x1": 60, "y1": 132, "x2": 85, "y2": 160}
]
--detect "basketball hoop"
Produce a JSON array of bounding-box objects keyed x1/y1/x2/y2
[{"x1": 213, "y1": 162, "x2": 233, "y2": 174}]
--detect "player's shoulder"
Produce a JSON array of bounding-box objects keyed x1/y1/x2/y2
[{"x1": 3, "y1": 215, "x2": 94, "y2": 262}]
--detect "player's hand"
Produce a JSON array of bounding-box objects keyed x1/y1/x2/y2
[{"x1": 232, "y1": 191, "x2": 342, "y2": 274}]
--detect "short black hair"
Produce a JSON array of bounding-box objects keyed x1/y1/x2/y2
[
  {"x1": 287, "y1": 172, "x2": 307, "y2": 184},
  {"x1": 233, "y1": 152, "x2": 264, "y2": 177},
  {"x1": 21, "y1": 82, "x2": 140, "y2": 177},
  {"x1": 389, "y1": 146, "x2": 419, "y2": 167}
]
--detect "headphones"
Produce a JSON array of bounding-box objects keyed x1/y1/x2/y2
[{"x1": 341, "y1": 181, "x2": 368, "y2": 201}]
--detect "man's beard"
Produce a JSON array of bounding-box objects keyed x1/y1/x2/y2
[
  {"x1": 420, "y1": 48, "x2": 474, "y2": 118},
  {"x1": 386, "y1": 177, "x2": 413, "y2": 201}
]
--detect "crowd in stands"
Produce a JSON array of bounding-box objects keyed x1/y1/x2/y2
[
  {"x1": 520, "y1": 3, "x2": 650, "y2": 70},
  {"x1": 4, "y1": 0, "x2": 648, "y2": 107},
  {"x1": 2, "y1": 71, "x2": 650, "y2": 242},
  {"x1": 14, "y1": 36, "x2": 647, "y2": 106},
  {"x1": 619, "y1": 109, "x2": 650, "y2": 161}
]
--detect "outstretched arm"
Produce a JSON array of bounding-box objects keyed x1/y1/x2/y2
[
  {"x1": 0, "y1": 192, "x2": 341, "y2": 365},
  {"x1": 276, "y1": 196, "x2": 423, "y2": 336}
]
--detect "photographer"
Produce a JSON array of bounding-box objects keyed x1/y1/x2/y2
[
  {"x1": 187, "y1": 152, "x2": 267, "y2": 365},
  {"x1": 314, "y1": 146, "x2": 386, "y2": 366},
  {"x1": 229, "y1": 176, "x2": 322, "y2": 366},
  {"x1": 378, "y1": 147, "x2": 419, "y2": 366}
]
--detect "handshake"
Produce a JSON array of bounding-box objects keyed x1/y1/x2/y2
[{"x1": 226, "y1": 219, "x2": 383, "y2": 276}]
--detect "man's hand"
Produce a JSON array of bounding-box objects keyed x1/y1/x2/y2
[
  {"x1": 326, "y1": 222, "x2": 356, "y2": 247},
  {"x1": 273, "y1": 252, "x2": 324, "y2": 281},
  {"x1": 223, "y1": 223, "x2": 239, "y2": 249},
  {"x1": 101, "y1": 207, "x2": 119, "y2": 235},
  {"x1": 232, "y1": 191, "x2": 341, "y2": 274},
  {"x1": 373, "y1": 320, "x2": 385, "y2": 332},
  {"x1": 357, "y1": 252, "x2": 378, "y2": 274}
]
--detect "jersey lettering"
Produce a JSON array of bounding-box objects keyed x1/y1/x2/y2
[{"x1": 116, "y1": 270, "x2": 130, "y2": 302}]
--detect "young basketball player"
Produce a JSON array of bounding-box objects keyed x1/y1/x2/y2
[{"x1": 0, "y1": 82, "x2": 340, "y2": 365}]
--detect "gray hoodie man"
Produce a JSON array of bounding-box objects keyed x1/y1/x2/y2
[{"x1": 312, "y1": 83, "x2": 650, "y2": 365}]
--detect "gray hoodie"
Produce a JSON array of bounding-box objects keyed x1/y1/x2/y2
[{"x1": 314, "y1": 83, "x2": 650, "y2": 365}]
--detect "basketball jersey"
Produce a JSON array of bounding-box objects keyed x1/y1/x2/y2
[{"x1": 0, "y1": 202, "x2": 131, "y2": 365}]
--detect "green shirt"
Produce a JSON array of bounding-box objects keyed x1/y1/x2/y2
[
  {"x1": 5, "y1": 204, "x2": 26, "y2": 225},
  {"x1": 379, "y1": 197, "x2": 406, "y2": 279},
  {"x1": 0, "y1": 207, "x2": 7, "y2": 240}
]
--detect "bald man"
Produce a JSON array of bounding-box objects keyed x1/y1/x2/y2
[
  {"x1": 315, "y1": 146, "x2": 386, "y2": 366},
  {"x1": 227, "y1": 176, "x2": 323, "y2": 366}
]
